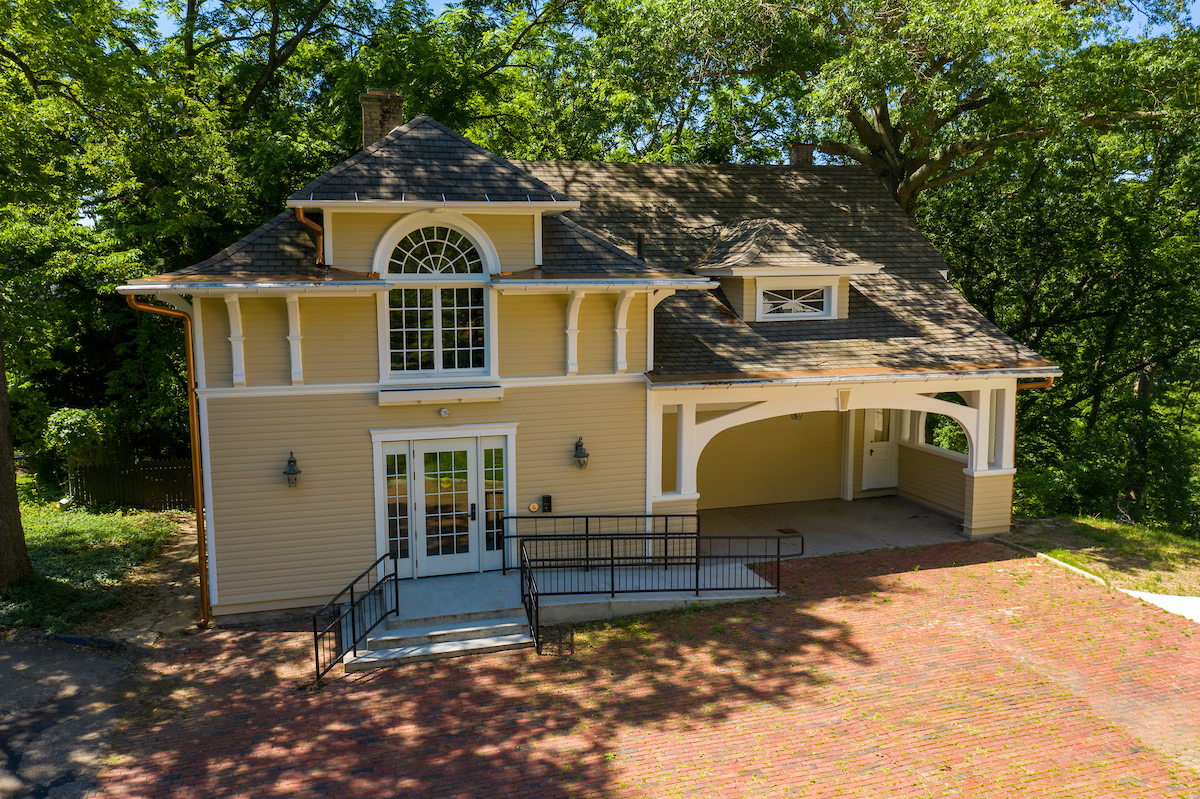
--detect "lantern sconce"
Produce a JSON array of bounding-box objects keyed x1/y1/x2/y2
[
  {"x1": 282, "y1": 452, "x2": 302, "y2": 488},
  {"x1": 573, "y1": 437, "x2": 590, "y2": 470}
]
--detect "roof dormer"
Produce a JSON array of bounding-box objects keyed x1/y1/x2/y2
[{"x1": 692, "y1": 218, "x2": 881, "y2": 322}]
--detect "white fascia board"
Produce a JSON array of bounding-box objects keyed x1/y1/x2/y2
[
  {"x1": 650, "y1": 366, "x2": 1063, "y2": 390},
  {"x1": 118, "y1": 283, "x2": 389, "y2": 296},
  {"x1": 694, "y1": 265, "x2": 882, "y2": 277},
  {"x1": 495, "y1": 279, "x2": 712, "y2": 294},
  {"x1": 286, "y1": 199, "x2": 581, "y2": 214}
]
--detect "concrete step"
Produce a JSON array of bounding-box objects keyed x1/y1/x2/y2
[
  {"x1": 367, "y1": 617, "x2": 528, "y2": 650},
  {"x1": 386, "y1": 606, "x2": 526, "y2": 629},
  {"x1": 345, "y1": 634, "x2": 534, "y2": 672}
]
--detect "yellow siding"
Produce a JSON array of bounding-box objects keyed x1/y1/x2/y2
[
  {"x1": 240, "y1": 298, "x2": 290, "y2": 387},
  {"x1": 331, "y1": 212, "x2": 403, "y2": 272},
  {"x1": 577, "y1": 293, "x2": 616, "y2": 375},
  {"x1": 329, "y1": 212, "x2": 535, "y2": 273},
  {"x1": 498, "y1": 293, "x2": 565, "y2": 377},
  {"x1": 299, "y1": 297, "x2": 379, "y2": 384},
  {"x1": 696, "y1": 412, "x2": 842, "y2": 510},
  {"x1": 200, "y1": 298, "x2": 232, "y2": 388},
  {"x1": 662, "y1": 411, "x2": 677, "y2": 493},
  {"x1": 897, "y1": 444, "x2": 967, "y2": 519},
  {"x1": 466, "y1": 214, "x2": 534, "y2": 271},
  {"x1": 964, "y1": 471, "x2": 1014, "y2": 537},
  {"x1": 719, "y1": 277, "x2": 756, "y2": 320},
  {"x1": 653, "y1": 497, "x2": 698, "y2": 515},
  {"x1": 205, "y1": 381, "x2": 646, "y2": 615},
  {"x1": 625, "y1": 293, "x2": 648, "y2": 373}
]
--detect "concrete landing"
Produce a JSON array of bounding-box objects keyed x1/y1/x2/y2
[{"x1": 701, "y1": 496, "x2": 965, "y2": 557}]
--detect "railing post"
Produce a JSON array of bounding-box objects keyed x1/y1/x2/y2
[
  {"x1": 610, "y1": 536, "x2": 615, "y2": 598},
  {"x1": 312, "y1": 614, "x2": 321, "y2": 682},
  {"x1": 585, "y1": 516, "x2": 590, "y2": 571},
  {"x1": 349, "y1": 584, "x2": 357, "y2": 657},
  {"x1": 776, "y1": 537, "x2": 782, "y2": 595},
  {"x1": 695, "y1": 530, "x2": 701, "y2": 597},
  {"x1": 392, "y1": 553, "x2": 400, "y2": 617}
]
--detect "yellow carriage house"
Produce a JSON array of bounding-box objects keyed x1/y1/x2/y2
[{"x1": 121, "y1": 96, "x2": 1058, "y2": 674}]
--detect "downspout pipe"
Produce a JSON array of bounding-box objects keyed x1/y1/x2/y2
[
  {"x1": 126, "y1": 294, "x2": 210, "y2": 628},
  {"x1": 295, "y1": 208, "x2": 324, "y2": 265},
  {"x1": 1016, "y1": 376, "x2": 1056, "y2": 391}
]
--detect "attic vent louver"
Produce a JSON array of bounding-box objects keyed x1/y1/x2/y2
[{"x1": 359, "y1": 89, "x2": 406, "y2": 149}]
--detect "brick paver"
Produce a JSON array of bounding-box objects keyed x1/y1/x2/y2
[{"x1": 91, "y1": 542, "x2": 1200, "y2": 798}]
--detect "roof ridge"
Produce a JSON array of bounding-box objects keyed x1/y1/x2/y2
[
  {"x1": 291, "y1": 116, "x2": 435, "y2": 200},
  {"x1": 414, "y1": 116, "x2": 571, "y2": 201}
]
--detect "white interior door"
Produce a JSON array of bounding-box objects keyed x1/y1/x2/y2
[
  {"x1": 862, "y1": 409, "x2": 899, "y2": 490},
  {"x1": 414, "y1": 439, "x2": 479, "y2": 576}
]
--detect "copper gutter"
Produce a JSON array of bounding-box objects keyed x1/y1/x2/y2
[
  {"x1": 295, "y1": 208, "x2": 324, "y2": 265},
  {"x1": 125, "y1": 295, "x2": 210, "y2": 627},
  {"x1": 1017, "y1": 376, "x2": 1056, "y2": 390}
]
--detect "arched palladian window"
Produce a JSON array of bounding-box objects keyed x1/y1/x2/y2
[
  {"x1": 374, "y1": 213, "x2": 498, "y2": 378},
  {"x1": 389, "y1": 226, "x2": 484, "y2": 274}
]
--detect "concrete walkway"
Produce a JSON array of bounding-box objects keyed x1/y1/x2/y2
[
  {"x1": 701, "y1": 496, "x2": 965, "y2": 556},
  {"x1": 1119, "y1": 589, "x2": 1200, "y2": 624}
]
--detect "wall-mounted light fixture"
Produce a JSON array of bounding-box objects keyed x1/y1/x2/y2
[
  {"x1": 282, "y1": 452, "x2": 302, "y2": 488},
  {"x1": 573, "y1": 437, "x2": 590, "y2": 470}
]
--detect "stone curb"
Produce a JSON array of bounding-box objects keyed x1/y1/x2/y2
[{"x1": 992, "y1": 538, "x2": 1107, "y2": 585}]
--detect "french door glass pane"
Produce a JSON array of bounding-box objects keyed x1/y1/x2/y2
[
  {"x1": 423, "y1": 450, "x2": 470, "y2": 557},
  {"x1": 385, "y1": 454, "x2": 409, "y2": 559},
  {"x1": 483, "y1": 447, "x2": 504, "y2": 551}
]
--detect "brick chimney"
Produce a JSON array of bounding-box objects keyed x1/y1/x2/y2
[
  {"x1": 788, "y1": 142, "x2": 817, "y2": 166},
  {"x1": 359, "y1": 89, "x2": 406, "y2": 149}
]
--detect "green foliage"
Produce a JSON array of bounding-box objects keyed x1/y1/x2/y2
[
  {"x1": 44, "y1": 408, "x2": 109, "y2": 464},
  {"x1": 0, "y1": 476, "x2": 177, "y2": 631}
]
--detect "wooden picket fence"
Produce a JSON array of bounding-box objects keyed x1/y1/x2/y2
[{"x1": 73, "y1": 459, "x2": 194, "y2": 510}]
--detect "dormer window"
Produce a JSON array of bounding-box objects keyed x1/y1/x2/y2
[
  {"x1": 390, "y1": 226, "x2": 484, "y2": 274},
  {"x1": 755, "y1": 277, "x2": 838, "y2": 321},
  {"x1": 374, "y1": 211, "x2": 501, "y2": 381}
]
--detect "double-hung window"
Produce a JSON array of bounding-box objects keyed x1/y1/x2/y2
[{"x1": 384, "y1": 225, "x2": 490, "y2": 376}]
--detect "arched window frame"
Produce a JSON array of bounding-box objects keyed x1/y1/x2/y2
[{"x1": 373, "y1": 211, "x2": 500, "y2": 382}]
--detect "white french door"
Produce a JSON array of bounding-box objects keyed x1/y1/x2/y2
[
  {"x1": 378, "y1": 432, "x2": 511, "y2": 578},
  {"x1": 862, "y1": 408, "x2": 899, "y2": 490},
  {"x1": 414, "y1": 439, "x2": 478, "y2": 577}
]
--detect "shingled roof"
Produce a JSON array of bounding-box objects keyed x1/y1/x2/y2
[
  {"x1": 516, "y1": 160, "x2": 1057, "y2": 379},
  {"x1": 691, "y1": 218, "x2": 882, "y2": 274},
  {"x1": 289, "y1": 115, "x2": 573, "y2": 203}
]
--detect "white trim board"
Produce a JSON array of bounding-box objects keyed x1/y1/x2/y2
[{"x1": 370, "y1": 423, "x2": 519, "y2": 443}]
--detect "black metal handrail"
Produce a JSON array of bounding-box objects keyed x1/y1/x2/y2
[
  {"x1": 518, "y1": 532, "x2": 804, "y2": 598},
  {"x1": 312, "y1": 552, "x2": 400, "y2": 681},
  {"x1": 518, "y1": 543, "x2": 541, "y2": 654},
  {"x1": 502, "y1": 514, "x2": 699, "y2": 573}
]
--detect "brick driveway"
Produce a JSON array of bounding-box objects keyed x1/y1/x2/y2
[{"x1": 92, "y1": 542, "x2": 1200, "y2": 798}]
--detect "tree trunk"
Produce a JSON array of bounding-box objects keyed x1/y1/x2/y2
[
  {"x1": 1123, "y1": 363, "x2": 1154, "y2": 518},
  {"x1": 0, "y1": 306, "x2": 33, "y2": 587}
]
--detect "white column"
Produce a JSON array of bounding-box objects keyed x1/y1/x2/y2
[
  {"x1": 649, "y1": 398, "x2": 664, "y2": 500},
  {"x1": 993, "y1": 386, "x2": 1016, "y2": 470},
  {"x1": 286, "y1": 293, "x2": 303, "y2": 386},
  {"x1": 565, "y1": 290, "x2": 585, "y2": 376},
  {"x1": 966, "y1": 390, "x2": 992, "y2": 472},
  {"x1": 676, "y1": 402, "x2": 697, "y2": 495},
  {"x1": 224, "y1": 294, "x2": 246, "y2": 388},
  {"x1": 614, "y1": 290, "x2": 634, "y2": 374}
]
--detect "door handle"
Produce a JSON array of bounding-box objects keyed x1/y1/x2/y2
[
  {"x1": 470, "y1": 503, "x2": 477, "y2": 521},
  {"x1": 870, "y1": 448, "x2": 874, "y2": 456}
]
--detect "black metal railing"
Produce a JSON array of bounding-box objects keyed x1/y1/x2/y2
[
  {"x1": 510, "y1": 514, "x2": 804, "y2": 655},
  {"x1": 518, "y1": 544, "x2": 541, "y2": 654},
  {"x1": 311, "y1": 553, "x2": 400, "y2": 681}
]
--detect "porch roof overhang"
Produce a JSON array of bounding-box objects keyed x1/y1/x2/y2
[{"x1": 647, "y1": 363, "x2": 1062, "y2": 389}]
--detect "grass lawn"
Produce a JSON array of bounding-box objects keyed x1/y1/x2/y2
[
  {"x1": 1001, "y1": 516, "x2": 1200, "y2": 596},
  {"x1": 0, "y1": 475, "x2": 180, "y2": 633}
]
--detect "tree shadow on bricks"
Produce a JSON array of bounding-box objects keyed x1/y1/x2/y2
[{"x1": 93, "y1": 540, "x2": 1026, "y2": 799}]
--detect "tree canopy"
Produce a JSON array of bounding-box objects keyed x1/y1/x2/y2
[{"x1": 0, "y1": 0, "x2": 1197, "y2": 528}]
